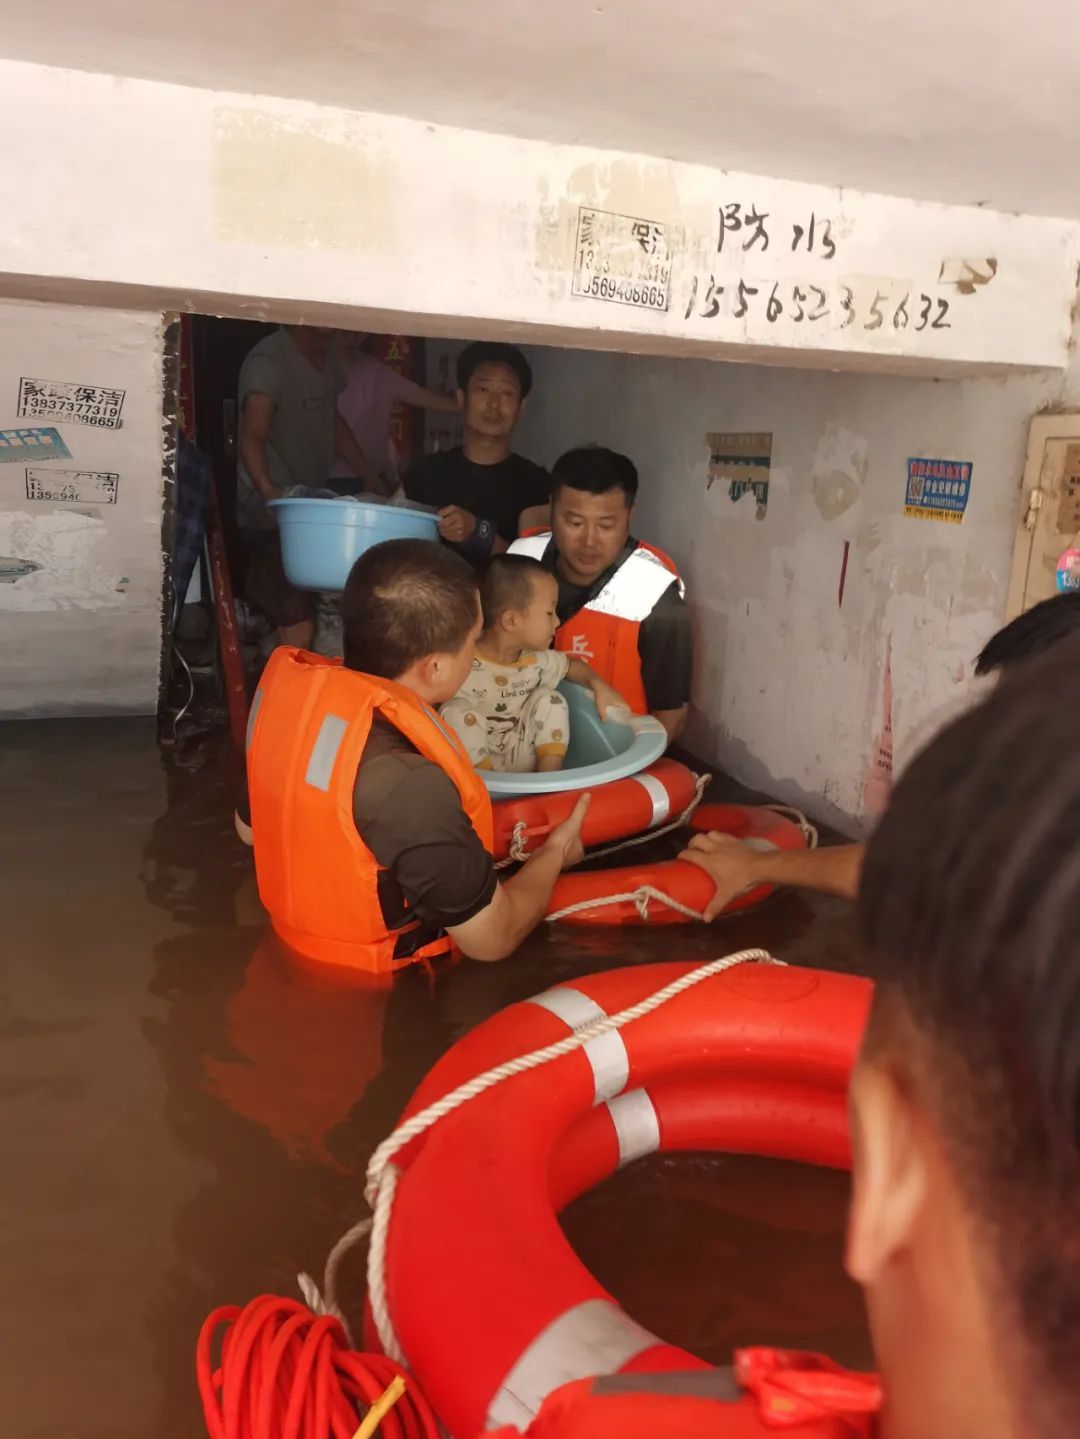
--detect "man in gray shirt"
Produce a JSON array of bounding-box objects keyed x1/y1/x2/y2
[{"x1": 238, "y1": 325, "x2": 378, "y2": 648}]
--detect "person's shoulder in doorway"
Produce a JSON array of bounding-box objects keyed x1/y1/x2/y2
[
  {"x1": 343, "y1": 347, "x2": 428, "y2": 409},
  {"x1": 238, "y1": 327, "x2": 293, "y2": 409},
  {"x1": 239, "y1": 326, "x2": 345, "y2": 406}
]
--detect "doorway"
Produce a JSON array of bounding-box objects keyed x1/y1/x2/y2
[
  {"x1": 1006, "y1": 414, "x2": 1080, "y2": 617},
  {"x1": 166, "y1": 317, "x2": 438, "y2": 742}
]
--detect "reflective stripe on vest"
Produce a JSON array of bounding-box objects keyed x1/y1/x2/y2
[
  {"x1": 591, "y1": 1368, "x2": 743, "y2": 1400},
  {"x1": 510, "y1": 534, "x2": 548, "y2": 562},
  {"x1": 304, "y1": 713, "x2": 348, "y2": 791},
  {"x1": 509, "y1": 534, "x2": 682, "y2": 621},
  {"x1": 587, "y1": 547, "x2": 681, "y2": 621},
  {"x1": 245, "y1": 686, "x2": 264, "y2": 753},
  {"x1": 484, "y1": 1298, "x2": 660, "y2": 1432}
]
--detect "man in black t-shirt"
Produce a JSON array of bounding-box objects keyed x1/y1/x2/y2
[
  {"x1": 403, "y1": 342, "x2": 550, "y2": 566},
  {"x1": 510, "y1": 447, "x2": 693, "y2": 747}
]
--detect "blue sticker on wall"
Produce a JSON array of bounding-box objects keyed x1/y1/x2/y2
[
  {"x1": 0, "y1": 426, "x2": 71, "y2": 463},
  {"x1": 904, "y1": 457, "x2": 972, "y2": 524},
  {"x1": 1057, "y1": 548, "x2": 1080, "y2": 593}
]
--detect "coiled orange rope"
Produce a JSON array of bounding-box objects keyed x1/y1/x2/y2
[{"x1": 197, "y1": 1295, "x2": 440, "y2": 1439}]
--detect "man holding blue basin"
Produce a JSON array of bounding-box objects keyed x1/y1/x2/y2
[
  {"x1": 244, "y1": 539, "x2": 590, "y2": 971},
  {"x1": 511, "y1": 447, "x2": 693, "y2": 748},
  {"x1": 237, "y1": 325, "x2": 382, "y2": 651},
  {"x1": 403, "y1": 341, "x2": 551, "y2": 565}
]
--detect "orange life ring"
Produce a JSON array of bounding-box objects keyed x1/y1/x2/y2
[
  {"x1": 545, "y1": 804, "x2": 808, "y2": 924},
  {"x1": 365, "y1": 961, "x2": 873, "y2": 1438},
  {"x1": 492, "y1": 759, "x2": 700, "y2": 863}
]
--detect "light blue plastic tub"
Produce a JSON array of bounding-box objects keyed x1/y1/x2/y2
[
  {"x1": 268, "y1": 497, "x2": 440, "y2": 591},
  {"x1": 478, "y1": 682, "x2": 667, "y2": 796}
]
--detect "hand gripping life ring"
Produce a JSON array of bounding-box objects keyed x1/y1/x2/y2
[
  {"x1": 544, "y1": 804, "x2": 810, "y2": 924},
  {"x1": 363, "y1": 960, "x2": 873, "y2": 1437},
  {"x1": 492, "y1": 759, "x2": 702, "y2": 863}
]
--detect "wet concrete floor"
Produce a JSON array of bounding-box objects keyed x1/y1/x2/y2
[{"x1": 1, "y1": 718, "x2": 869, "y2": 1439}]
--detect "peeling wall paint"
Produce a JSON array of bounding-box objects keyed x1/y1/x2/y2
[
  {"x1": 0, "y1": 301, "x2": 166, "y2": 717},
  {"x1": 513, "y1": 338, "x2": 1080, "y2": 827}
]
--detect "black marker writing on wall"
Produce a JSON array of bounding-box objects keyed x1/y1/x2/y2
[
  {"x1": 733, "y1": 280, "x2": 759, "y2": 318},
  {"x1": 791, "y1": 214, "x2": 836, "y2": 259},
  {"x1": 687, "y1": 278, "x2": 952, "y2": 332},
  {"x1": 717, "y1": 203, "x2": 770, "y2": 253}
]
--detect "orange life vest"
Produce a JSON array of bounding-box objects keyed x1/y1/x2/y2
[
  {"x1": 509, "y1": 531, "x2": 683, "y2": 714},
  {"x1": 482, "y1": 1349, "x2": 881, "y2": 1438},
  {"x1": 246, "y1": 647, "x2": 494, "y2": 976}
]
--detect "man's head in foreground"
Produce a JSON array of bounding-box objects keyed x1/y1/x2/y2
[
  {"x1": 850, "y1": 633, "x2": 1080, "y2": 1438},
  {"x1": 342, "y1": 539, "x2": 481, "y2": 703}
]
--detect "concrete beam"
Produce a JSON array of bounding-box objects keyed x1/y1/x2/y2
[{"x1": 2, "y1": 59, "x2": 1077, "y2": 375}]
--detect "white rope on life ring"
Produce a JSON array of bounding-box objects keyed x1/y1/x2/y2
[{"x1": 299, "y1": 948, "x2": 781, "y2": 1364}]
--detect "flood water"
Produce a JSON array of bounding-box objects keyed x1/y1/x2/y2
[{"x1": 1, "y1": 717, "x2": 869, "y2": 1439}]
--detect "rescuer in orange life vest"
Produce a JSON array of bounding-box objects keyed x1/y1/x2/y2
[
  {"x1": 485, "y1": 637, "x2": 1080, "y2": 1439},
  {"x1": 242, "y1": 539, "x2": 589, "y2": 974},
  {"x1": 510, "y1": 446, "x2": 693, "y2": 748}
]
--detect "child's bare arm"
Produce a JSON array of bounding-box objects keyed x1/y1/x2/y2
[{"x1": 564, "y1": 660, "x2": 631, "y2": 721}]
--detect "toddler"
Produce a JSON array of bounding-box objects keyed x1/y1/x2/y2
[{"x1": 442, "y1": 554, "x2": 628, "y2": 773}]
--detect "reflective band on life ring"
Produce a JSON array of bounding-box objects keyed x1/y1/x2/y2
[
  {"x1": 492, "y1": 759, "x2": 699, "y2": 862},
  {"x1": 528, "y1": 987, "x2": 630, "y2": 1103},
  {"x1": 629, "y1": 771, "x2": 670, "y2": 825},
  {"x1": 604, "y1": 1089, "x2": 661, "y2": 1166},
  {"x1": 545, "y1": 804, "x2": 807, "y2": 925},
  {"x1": 372, "y1": 962, "x2": 872, "y2": 1438}
]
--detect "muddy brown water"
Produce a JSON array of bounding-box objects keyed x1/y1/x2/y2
[{"x1": 0, "y1": 718, "x2": 870, "y2": 1439}]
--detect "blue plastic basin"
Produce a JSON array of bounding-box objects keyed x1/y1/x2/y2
[
  {"x1": 269, "y1": 497, "x2": 440, "y2": 591},
  {"x1": 477, "y1": 682, "x2": 667, "y2": 796}
]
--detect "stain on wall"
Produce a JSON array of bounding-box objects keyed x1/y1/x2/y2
[
  {"x1": 810, "y1": 423, "x2": 867, "y2": 521},
  {"x1": 212, "y1": 107, "x2": 399, "y2": 255}
]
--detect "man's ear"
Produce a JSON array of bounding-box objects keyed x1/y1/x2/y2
[
  {"x1": 846, "y1": 1059, "x2": 929, "y2": 1286},
  {"x1": 416, "y1": 652, "x2": 446, "y2": 696},
  {"x1": 456, "y1": 388, "x2": 466, "y2": 409}
]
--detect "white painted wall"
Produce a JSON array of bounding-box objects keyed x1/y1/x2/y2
[
  {"x1": 0, "y1": 301, "x2": 166, "y2": 716},
  {"x1": 0, "y1": 60, "x2": 1076, "y2": 378},
  {"x1": 513, "y1": 343, "x2": 1078, "y2": 828}
]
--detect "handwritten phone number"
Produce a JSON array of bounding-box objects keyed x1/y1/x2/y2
[
  {"x1": 686, "y1": 278, "x2": 952, "y2": 332},
  {"x1": 576, "y1": 273, "x2": 670, "y2": 309},
  {"x1": 21, "y1": 398, "x2": 122, "y2": 426}
]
